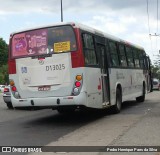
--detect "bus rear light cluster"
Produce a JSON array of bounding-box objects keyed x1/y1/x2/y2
[
  {"x1": 10, "y1": 80, "x2": 16, "y2": 92},
  {"x1": 9, "y1": 80, "x2": 21, "y2": 99},
  {"x1": 72, "y1": 75, "x2": 83, "y2": 96}
]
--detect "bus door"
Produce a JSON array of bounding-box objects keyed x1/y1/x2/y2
[
  {"x1": 145, "y1": 56, "x2": 152, "y2": 92},
  {"x1": 97, "y1": 44, "x2": 109, "y2": 103}
]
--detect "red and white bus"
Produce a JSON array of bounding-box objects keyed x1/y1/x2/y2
[{"x1": 8, "y1": 22, "x2": 151, "y2": 113}]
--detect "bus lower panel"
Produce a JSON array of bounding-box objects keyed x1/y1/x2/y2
[{"x1": 11, "y1": 92, "x2": 87, "y2": 108}]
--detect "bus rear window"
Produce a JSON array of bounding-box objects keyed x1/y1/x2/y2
[
  {"x1": 48, "y1": 26, "x2": 77, "y2": 53},
  {"x1": 11, "y1": 26, "x2": 77, "y2": 58}
]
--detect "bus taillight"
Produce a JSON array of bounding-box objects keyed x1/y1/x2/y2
[
  {"x1": 75, "y1": 81, "x2": 81, "y2": 87},
  {"x1": 10, "y1": 80, "x2": 21, "y2": 99},
  {"x1": 10, "y1": 80, "x2": 17, "y2": 92},
  {"x1": 76, "y1": 75, "x2": 82, "y2": 81},
  {"x1": 73, "y1": 88, "x2": 79, "y2": 95},
  {"x1": 72, "y1": 74, "x2": 83, "y2": 96},
  {"x1": 10, "y1": 80, "x2": 15, "y2": 86},
  {"x1": 11, "y1": 86, "x2": 17, "y2": 92}
]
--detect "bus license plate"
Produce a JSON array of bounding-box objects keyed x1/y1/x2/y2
[{"x1": 38, "y1": 86, "x2": 51, "y2": 91}]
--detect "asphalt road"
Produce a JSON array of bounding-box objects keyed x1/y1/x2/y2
[{"x1": 0, "y1": 91, "x2": 160, "y2": 155}]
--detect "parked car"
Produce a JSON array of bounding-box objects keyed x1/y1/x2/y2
[
  {"x1": 3, "y1": 85, "x2": 13, "y2": 109},
  {"x1": 152, "y1": 78, "x2": 160, "y2": 90},
  {"x1": 0, "y1": 85, "x2": 5, "y2": 93}
]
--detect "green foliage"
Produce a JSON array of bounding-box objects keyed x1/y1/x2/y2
[
  {"x1": 151, "y1": 63, "x2": 160, "y2": 80},
  {"x1": 0, "y1": 38, "x2": 8, "y2": 84},
  {"x1": 0, "y1": 64, "x2": 9, "y2": 84}
]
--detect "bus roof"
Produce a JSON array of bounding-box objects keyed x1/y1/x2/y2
[
  {"x1": 75, "y1": 23, "x2": 144, "y2": 50},
  {"x1": 11, "y1": 22, "x2": 144, "y2": 51}
]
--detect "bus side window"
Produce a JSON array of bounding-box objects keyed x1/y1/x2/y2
[
  {"x1": 125, "y1": 46, "x2": 134, "y2": 67},
  {"x1": 109, "y1": 41, "x2": 119, "y2": 67},
  {"x1": 139, "y1": 50, "x2": 145, "y2": 69},
  {"x1": 82, "y1": 34, "x2": 97, "y2": 65},
  {"x1": 118, "y1": 44, "x2": 127, "y2": 67},
  {"x1": 133, "y1": 48, "x2": 140, "y2": 68}
]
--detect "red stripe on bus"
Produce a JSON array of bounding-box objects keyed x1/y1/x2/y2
[
  {"x1": 8, "y1": 59, "x2": 16, "y2": 74},
  {"x1": 71, "y1": 28, "x2": 85, "y2": 68},
  {"x1": 8, "y1": 37, "x2": 16, "y2": 74}
]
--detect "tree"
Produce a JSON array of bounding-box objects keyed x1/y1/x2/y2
[
  {"x1": 151, "y1": 56, "x2": 160, "y2": 79},
  {"x1": 0, "y1": 38, "x2": 8, "y2": 66},
  {"x1": 0, "y1": 38, "x2": 8, "y2": 84}
]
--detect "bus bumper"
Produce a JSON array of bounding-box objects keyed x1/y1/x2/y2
[{"x1": 11, "y1": 92, "x2": 87, "y2": 108}]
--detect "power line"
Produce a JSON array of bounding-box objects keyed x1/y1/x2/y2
[
  {"x1": 156, "y1": 0, "x2": 159, "y2": 53},
  {"x1": 150, "y1": 35, "x2": 153, "y2": 53},
  {"x1": 146, "y1": 0, "x2": 151, "y2": 34},
  {"x1": 147, "y1": 0, "x2": 160, "y2": 56},
  {"x1": 146, "y1": 0, "x2": 154, "y2": 55},
  {"x1": 61, "y1": 0, "x2": 63, "y2": 22},
  {"x1": 157, "y1": 0, "x2": 159, "y2": 33}
]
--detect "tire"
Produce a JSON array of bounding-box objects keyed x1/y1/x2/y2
[
  {"x1": 150, "y1": 82, "x2": 153, "y2": 92},
  {"x1": 136, "y1": 84, "x2": 145, "y2": 102},
  {"x1": 6, "y1": 102, "x2": 13, "y2": 109},
  {"x1": 112, "y1": 88, "x2": 122, "y2": 114}
]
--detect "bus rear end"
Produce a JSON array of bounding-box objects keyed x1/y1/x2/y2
[{"x1": 9, "y1": 23, "x2": 86, "y2": 110}]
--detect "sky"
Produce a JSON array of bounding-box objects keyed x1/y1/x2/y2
[{"x1": 0, "y1": 0, "x2": 160, "y2": 62}]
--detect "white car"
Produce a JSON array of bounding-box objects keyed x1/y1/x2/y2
[
  {"x1": 152, "y1": 78, "x2": 160, "y2": 90},
  {"x1": 0, "y1": 85, "x2": 5, "y2": 93}
]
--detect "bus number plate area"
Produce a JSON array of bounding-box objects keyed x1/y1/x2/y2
[{"x1": 38, "y1": 86, "x2": 51, "y2": 91}]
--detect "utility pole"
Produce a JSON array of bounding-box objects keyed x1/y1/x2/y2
[{"x1": 61, "y1": 0, "x2": 63, "y2": 22}]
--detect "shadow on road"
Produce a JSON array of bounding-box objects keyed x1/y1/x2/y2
[
  {"x1": 27, "y1": 100, "x2": 143, "y2": 127},
  {"x1": 27, "y1": 109, "x2": 111, "y2": 127}
]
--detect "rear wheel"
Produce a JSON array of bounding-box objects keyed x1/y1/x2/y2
[
  {"x1": 112, "y1": 88, "x2": 122, "y2": 114},
  {"x1": 136, "y1": 84, "x2": 145, "y2": 102}
]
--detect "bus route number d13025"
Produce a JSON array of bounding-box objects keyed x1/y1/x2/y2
[{"x1": 46, "y1": 64, "x2": 65, "y2": 71}]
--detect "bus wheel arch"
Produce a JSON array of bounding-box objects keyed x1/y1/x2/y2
[
  {"x1": 112, "y1": 84, "x2": 122, "y2": 114},
  {"x1": 136, "y1": 81, "x2": 145, "y2": 102}
]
